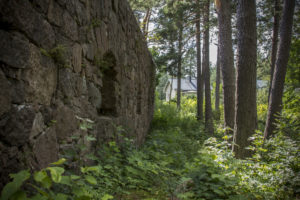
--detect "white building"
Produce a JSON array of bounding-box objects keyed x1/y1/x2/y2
[
  {"x1": 164, "y1": 77, "x2": 197, "y2": 101},
  {"x1": 164, "y1": 78, "x2": 268, "y2": 102}
]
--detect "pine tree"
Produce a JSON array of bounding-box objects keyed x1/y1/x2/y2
[
  {"x1": 215, "y1": 0, "x2": 235, "y2": 132},
  {"x1": 233, "y1": 0, "x2": 257, "y2": 158},
  {"x1": 203, "y1": 0, "x2": 214, "y2": 134},
  {"x1": 196, "y1": 0, "x2": 203, "y2": 120},
  {"x1": 264, "y1": 0, "x2": 296, "y2": 139}
]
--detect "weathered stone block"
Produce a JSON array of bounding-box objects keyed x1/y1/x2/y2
[
  {"x1": 72, "y1": 43, "x2": 82, "y2": 73},
  {"x1": 0, "y1": 70, "x2": 11, "y2": 116},
  {"x1": 82, "y1": 43, "x2": 96, "y2": 61},
  {"x1": 62, "y1": 11, "x2": 79, "y2": 41},
  {"x1": 30, "y1": 112, "x2": 45, "y2": 140},
  {"x1": 0, "y1": 0, "x2": 55, "y2": 48},
  {"x1": 23, "y1": 53, "x2": 57, "y2": 106},
  {"x1": 58, "y1": 68, "x2": 76, "y2": 99},
  {"x1": 47, "y1": 0, "x2": 64, "y2": 26},
  {"x1": 87, "y1": 82, "x2": 102, "y2": 109},
  {"x1": 0, "y1": 106, "x2": 36, "y2": 146},
  {"x1": 0, "y1": 31, "x2": 34, "y2": 69},
  {"x1": 33, "y1": 127, "x2": 59, "y2": 168},
  {"x1": 53, "y1": 105, "x2": 77, "y2": 141},
  {"x1": 31, "y1": 0, "x2": 50, "y2": 14}
]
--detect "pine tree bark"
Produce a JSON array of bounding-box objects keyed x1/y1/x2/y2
[
  {"x1": 203, "y1": 0, "x2": 214, "y2": 133},
  {"x1": 216, "y1": 0, "x2": 235, "y2": 131},
  {"x1": 215, "y1": 43, "x2": 220, "y2": 120},
  {"x1": 268, "y1": 0, "x2": 281, "y2": 101},
  {"x1": 233, "y1": 0, "x2": 257, "y2": 158},
  {"x1": 196, "y1": 0, "x2": 203, "y2": 120},
  {"x1": 177, "y1": 24, "x2": 183, "y2": 109},
  {"x1": 264, "y1": 0, "x2": 295, "y2": 139}
]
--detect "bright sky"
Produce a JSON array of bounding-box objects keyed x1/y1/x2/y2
[
  {"x1": 209, "y1": 21, "x2": 219, "y2": 66},
  {"x1": 210, "y1": 42, "x2": 218, "y2": 66}
]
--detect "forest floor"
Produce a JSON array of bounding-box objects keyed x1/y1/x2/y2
[
  {"x1": 1, "y1": 98, "x2": 298, "y2": 200},
  {"x1": 115, "y1": 98, "x2": 299, "y2": 199}
]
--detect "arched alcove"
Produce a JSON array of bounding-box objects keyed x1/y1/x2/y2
[{"x1": 99, "y1": 51, "x2": 118, "y2": 116}]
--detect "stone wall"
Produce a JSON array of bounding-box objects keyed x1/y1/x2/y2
[{"x1": 0, "y1": 0, "x2": 155, "y2": 189}]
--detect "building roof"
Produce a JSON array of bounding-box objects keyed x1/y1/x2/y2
[
  {"x1": 257, "y1": 80, "x2": 268, "y2": 88},
  {"x1": 165, "y1": 78, "x2": 268, "y2": 92},
  {"x1": 165, "y1": 78, "x2": 197, "y2": 92}
]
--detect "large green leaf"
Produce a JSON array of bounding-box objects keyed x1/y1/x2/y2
[
  {"x1": 81, "y1": 166, "x2": 101, "y2": 173},
  {"x1": 46, "y1": 167, "x2": 65, "y2": 183},
  {"x1": 85, "y1": 175, "x2": 97, "y2": 185},
  {"x1": 33, "y1": 171, "x2": 52, "y2": 189},
  {"x1": 60, "y1": 176, "x2": 71, "y2": 186},
  {"x1": 101, "y1": 194, "x2": 113, "y2": 200},
  {"x1": 51, "y1": 158, "x2": 67, "y2": 165},
  {"x1": 0, "y1": 170, "x2": 30, "y2": 200},
  {"x1": 33, "y1": 171, "x2": 48, "y2": 182}
]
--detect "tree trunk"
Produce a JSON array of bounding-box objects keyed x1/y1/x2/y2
[
  {"x1": 264, "y1": 0, "x2": 295, "y2": 139},
  {"x1": 169, "y1": 75, "x2": 173, "y2": 103},
  {"x1": 177, "y1": 25, "x2": 183, "y2": 109},
  {"x1": 216, "y1": 0, "x2": 235, "y2": 131},
  {"x1": 196, "y1": 0, "x2": 203, "y2": 120},
  {"x1": 233, "y1": 0, "x2": 257, "y2": 159},
  {"x1": 215, "y1": 43, "x2": 220, "y2": 120},
  {"x1": 203, "y1": 0, "x2": 214, "y2": 133},
  {"x1": 268, "y1": 0, "x2": 281, "y2": 101},
  {"x1": 142, "y1": 8, "x2": 151, "y2": 39}
]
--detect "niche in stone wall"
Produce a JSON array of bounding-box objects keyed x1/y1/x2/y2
[
  {"x1": 98, "y1": 51, "x2": 117, "y2": 116},
  {"x1": 136, "y1": 84, "x2": 142, "y2": 114}
]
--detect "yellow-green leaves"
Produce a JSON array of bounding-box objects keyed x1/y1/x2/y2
[
  {"x1": 51, "y1": 158, "x2": 67, "y2": 166},
  {"x1": 46, "y1": 167, "x2": 65, "y2": 183},
  {"x1": 84, "y1": 175, "x2": 97, "y2": 185},
  {"x1": 101, "y1": 194, "x2": 113, "y2": 200},
  {"x1": 33, "y1": 171, "x2": 52, "y2": 189}
]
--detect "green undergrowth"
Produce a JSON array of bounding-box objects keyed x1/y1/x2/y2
[{"x1": 1, "y1": 97, "x2": 299, "y2": 200}]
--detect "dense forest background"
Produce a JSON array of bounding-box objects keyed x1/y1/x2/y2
[
  {"x1": 1, "y1": 0, "x2": 299, "y2": 200},
  {"x1": 129, "y1": 0, "x2": 299, "y2": 153}
]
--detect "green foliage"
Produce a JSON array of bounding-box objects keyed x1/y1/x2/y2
[
  {"x1": 257, "y1": 103, "x2": 268, "y2": 131},
  {"x1": 279, "y1": 88, "x2": 300, "y2": 140},
  {"x1": 0, "y1": 159, "x2": 113, "y2": 200},
  {"x1": 1, "y1": 170, "x2": 30, "y2": 200},
  {"x1": 87, "y1": 18, "x2": 101, "y2": 31},
  {"x1": 93, "y1": 56, "x2": 110, "y2": 73},
  {"x1": 286, "y1": 37, "x2": 300, "y2": 89},
  {"x1": 199, "y1": 131, "x2": 299, "y2": 200},
  {"x1": 2, "y1": 97, "x2": 299, "y2": 199},
  {"x1": 40, "y1": 45, "x2": 69, "y2": 68}
]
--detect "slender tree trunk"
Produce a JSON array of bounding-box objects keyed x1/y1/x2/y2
[
  {"x1": 177, "y1": 25, "x2": 183, "y2": 109},
  {"x1": 142, "y1": 8, "x2": 151, "y2": 39},
  {"x1": 145, "y1": 10, "x2": 152, "y2": 38},
  {"x1": 268, "y1": 0, "x2": 281, "y2": 101},
  {"x1": 264, "y1": 0, "x2": 295, "y2": 139},
  {"x1": 215, "y1": 43, "x2": 220, "y2": 120},
  {"x1": 203, "y1": 0, "x2": 214, "y2": 133},
  {"x1": 216, "y1": 0, "x2": 235, "y2": 131},
  {"x1": 196, "y1": 0, "x2": 203, "y2": 120},
  {"x1": 169, "y1": 75, "x2": 173, "y2": 103},
  {"x1": 233, "y1": 0, "x2": 257, "y2": 159}
]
